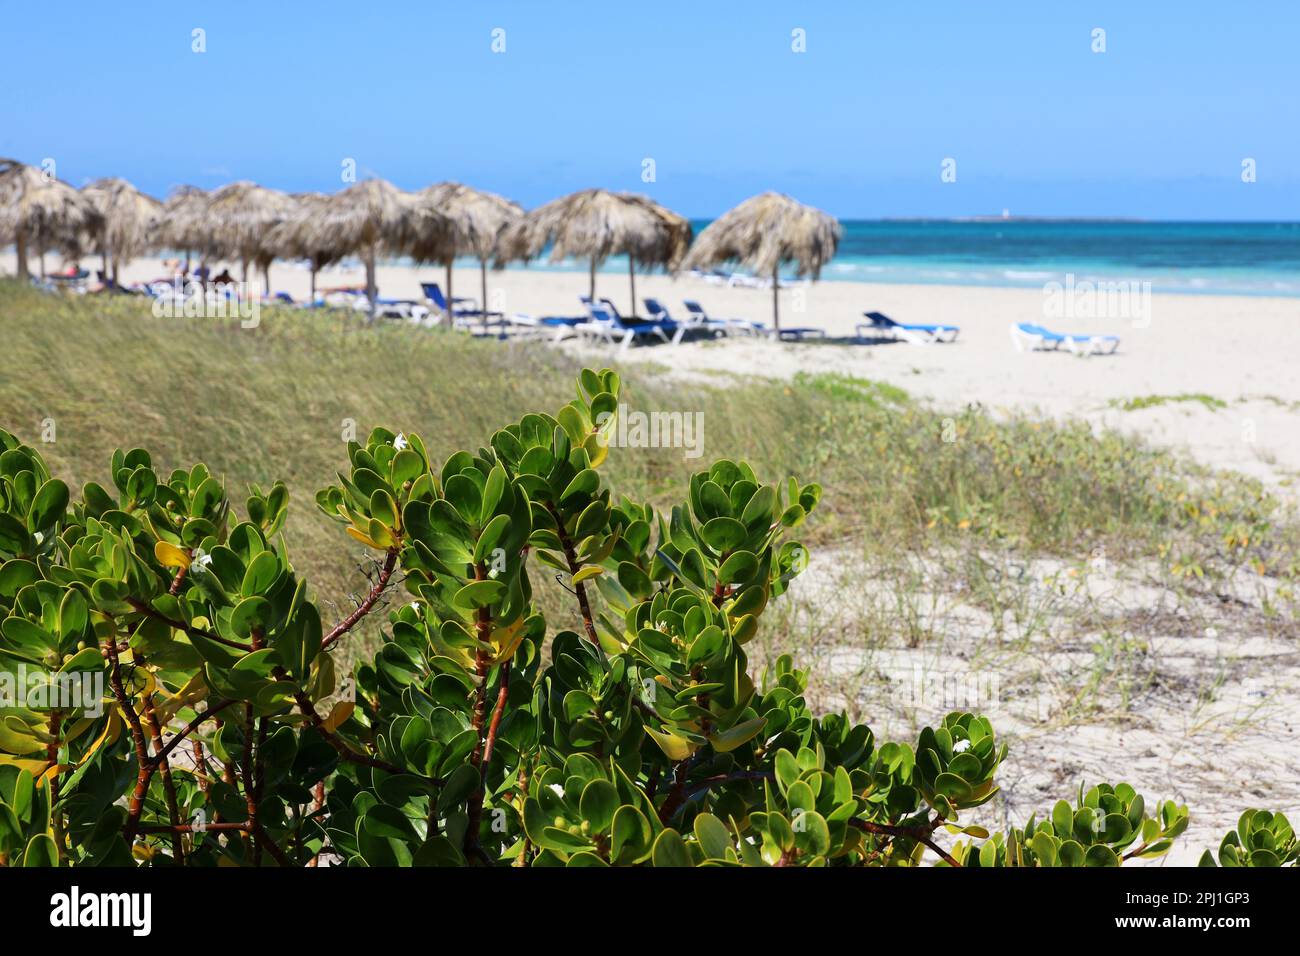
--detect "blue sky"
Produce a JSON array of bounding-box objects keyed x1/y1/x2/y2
[{"x1": 2, "y1": 0, "x2": 1296, "y2": 218}]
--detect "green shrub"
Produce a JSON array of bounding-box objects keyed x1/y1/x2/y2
[{"x1": 0, "y1": 369, "x2": 1288, "y2": 866}]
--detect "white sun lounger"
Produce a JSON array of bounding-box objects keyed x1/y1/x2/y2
[{"x1": 1010, "y1": 322, "x2": 1120, "y2": 356}]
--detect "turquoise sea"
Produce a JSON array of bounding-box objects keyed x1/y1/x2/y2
[
  {"x1": 499, "y1": 221, "x2": 1300, "y2": 298},
  {"x1": 816, "y1": 220, "x2": 1300, "y2": 297}
]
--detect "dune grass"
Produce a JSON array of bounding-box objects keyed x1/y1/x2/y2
[
  {"x1": 1109, "y1": 393, "x2": 1229, "y2": 412},
  {"x1": 2, "y1": 281, "x2": 1295, "y2": 660}
]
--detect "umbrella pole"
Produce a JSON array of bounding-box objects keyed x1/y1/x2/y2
[
  {"x1": 101, "y1": 250, "x2": 109, "y2": 282},
  {"x1": 112, "y1": 255, "x2": 119, "y2": 287},
  {"x1": 40, "y1": 248, "x2": 46, "y2": 280},
  {"x1": 15, "y1": 229, "x2": 28, "y2": 281},
  {"x1": 265, "y1": 263, "x2": 272, "y2": 298},
  {"x1": 366, "y1": 247, "x2": 377, "y2": 323},
  {"x1": 444, "y1": 260, "x2": 453, "y2": 322},
  {"x1": 589, "y1": 258, "x2": 596, "y2": 301},
  {"x1": 310, "y1": 261, "x2": 317, "y2": 304},
  {"x1": 772, "y1": 266, "x2": 780, "y2": 333},
  {"x1": 628, "y1": 258, "x2": 637, "y2": 319},
  {"x1": 480, "y1": 258, "x2": 489, "y2": 330}
]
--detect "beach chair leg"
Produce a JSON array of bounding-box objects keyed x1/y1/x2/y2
[{"x1": 619, "y1": 330, "x2": 635, "y2": 352}]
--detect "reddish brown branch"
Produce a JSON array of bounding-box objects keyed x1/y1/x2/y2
[
  {"x1": 848, "y1": 815, "x2": 961, "y2": 867},
  {"x1": 105, "y1": 635, "x2": 153, "y2": 844},
  {"x1": 683, "y1": 770, "x2": 772, "y2": 798},
  {"x1": 274, "y1": 668, "x2": 415, "y2": 778},
  {"x1": 139, "y1": 821, "x2": 251, "y2": 834},
  {"x1": 141, "y1": 688, "x2": 185, "y2": 863},
  {"x1": 657, "y1": 760, "x2": 692, "y2": 824},
  {"x1": 546, "y1": 502, "x2": 600, "y2": 647},
  {"x1": 152, "y1": 700, "x2": 236, "y2": 767},
  {"x1": 464, "y1": 564, "x2": 494, "y2": 858},
  {"x1": 481, "y1": 661, "x2": 511, "y2": 768},
  {"x1": 126, "y1": 598, "x2": 251, "y2": 652},
  {"x1": 321, "y1": 548, "x2": 399, "y2": 650},
  {"x1": 46, "y1": 710, "x2": 66, "y2": 863},
  {"x1": 168, "y1": 558, "x2": 190, "y2": 596}
]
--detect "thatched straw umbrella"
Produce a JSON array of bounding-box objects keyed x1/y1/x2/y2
[
  {"x1": 80, "y1": 178, "x2": 161, "y2": 285},
  {"x1": 414, "y1": 182, "x2": 522, "y2": 324},
  {"x1": 498, "y1": 189, "x2": 691, "y2": 319},
  {"x1": 157, "y1": 185, "x2": 212, "y2": 278},
  {"x1": 313, "y1": 179, "x2": 452, "y2": 321},
  {"x1": 682, "y1": 192, "x2": 841, "y2": 331},
  {"x1": 265, "y1": 192, "x2": 339, "y2": 303},
  {"x1": 204, "y1": 181, "x2": 297, "y2": 294},
  {"x1": 0, "y1": 158, "x2": 102, "y2": 281}
]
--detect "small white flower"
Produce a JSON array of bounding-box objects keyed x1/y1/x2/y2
[
  {"x1": 410, "y1": 601, "x2": 421, "y2": 613},
  {"x1": 548, "y1": 783, "x2": 565, "y2": 799},
  {"x1": 191, "y1": 548, "x2": 213, "y2": 573},
  {"x1": 953, "y1": 739, "x2": 971, "y2": 753},
  {"x1": 393, "y1": 433, "x2": 409, "y2": 451}
]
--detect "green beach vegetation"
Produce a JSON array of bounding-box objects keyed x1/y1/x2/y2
[{"x1": 0, "y1": 282, "x2": 1297, "y2": 866}]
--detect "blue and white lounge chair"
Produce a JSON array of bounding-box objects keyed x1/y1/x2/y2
[
  {"x1": 644, "y1": 298, "x2": 728, "y2": 338},
  {"x1": 857, "y1": 311, "x2": 959, "y2": 345},
  {"x1": 579, "y1": 294, "x2": 635, "y2": 321},
  {"x1": 1010, "y1": 322, "x2": 1119, "y2": 356},
  {"x1": 421, "y1": 282, "x2": 501, "y2": 321},
  {"x1": 577, "y1": 304, "x2": 683, "y2": 351},
  {"x1": 503, "y1": 313, "x2": 587, "y2": 341},
  {"x1": 681, "y1": 300, "x2": 766, "y2": 337},
  {"x1": 682, "y1": 300, "x2": 825, "y2": 341}
]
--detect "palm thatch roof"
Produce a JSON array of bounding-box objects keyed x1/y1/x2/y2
[
  {"x1": 414, "y1": 182, "x2": 522, "y2": 262},
  {"x1": 80, "y1": 177, "x2": 162, "y2": 266},
  {"x1": 264, "y1": 192, "x2": 338, "y2": 266},
  {"x1": 203, "y1": 180, "x2": 297, "y2": 267},
  {"x1": 157, "y1": 185, "x2": 213, "y2": 257},
  {"x1": 311, "y1": 179, "x2": 451, "y2": 263},
  {"x1": 497, "y1": 189, "x2": 691, "y2": 271},
  {"x1": 682, "y1": 192, "x2": 841, "y2": 280},
  {"x1": 0, "y1": 158, "x2": 102, "y2": 273}
]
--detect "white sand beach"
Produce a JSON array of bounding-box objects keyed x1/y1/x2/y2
[{"x1": 21, "y1": 252, "x2": 1300, "y2": 494}]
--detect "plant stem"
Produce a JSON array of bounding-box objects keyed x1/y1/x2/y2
[
  {"x1": 464, "y1": 562, "x2": 494, "y2": 859},
  {"x1": 546, "y1": 502, "x2": 600, "y2": 647},
  {"x1": 482, "y1": 661, "x2": 511, "y2": 768},
  {"x1": 126, "y1": 599, "x2": 251, "y2": 651},
  {"x1": 105, "y1": 633, "x2": 153, "y2": 845},
  {"x1": 142, "y1": 690, "x2": 185, "y2": 863},
  {"x1": 657, "y1": 760, "x2": 692, "y2": 824},
  {"x1": 848, "y1": 816, "x2": 962, "y2": 867},
  {"x1": 46, "y1": 709, "x2": 66, "y2": 864},
  {"x1": 321, "y1": 548, "x2": 399, "y2": 650}
]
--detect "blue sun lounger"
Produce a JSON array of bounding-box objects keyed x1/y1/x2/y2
[
  {"x1": 1010, "y1": 322, "x2": 1120, "y2": 356},
  {"x1": 681, "y1": 300, "x2": 825, "y2": 340},
  {"x1": 421, "y1": 282, "x2": 502, "y2": 319},
  {"x1": 578, "y1": 304, "x2": 683, "y2": 351},
  {"x1": 857, "y1": 311, "x2": 959, "y2": 345},
  {"x1": 644, "y1": 298, "x2": 729, "y2": 337}
]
